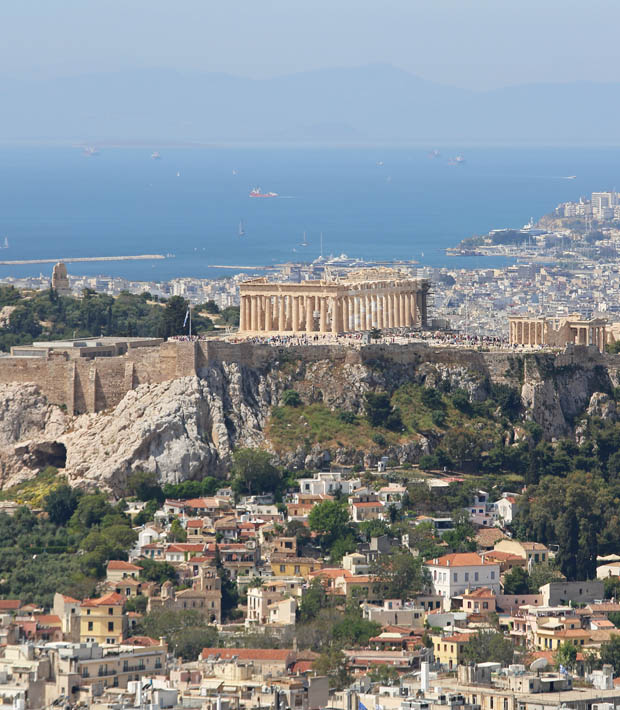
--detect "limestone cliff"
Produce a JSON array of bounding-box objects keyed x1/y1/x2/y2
[{"x1": 0, "y1": 343, "x2": 618, "y2": 495}]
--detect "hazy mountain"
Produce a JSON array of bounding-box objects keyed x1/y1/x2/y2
[{"x1": 1, "y1": 64, "x2": 619, "y2": 145}]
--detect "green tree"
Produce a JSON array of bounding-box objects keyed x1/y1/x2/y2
[
  {"x1": 308, "y1": 500, "x2": 351, "y2": 551},
  {"x1": 461, "y1": 631, "x2": 516, "y2": 666},
  {"x1": 44, "y1": 483, "x2": 81, "y2": 526},
  {"x1": 127, "y1": 471, "x2": 164, "y2": 502},
  {"x1": 282, "y1": 389, "x2": 302, "y2": 407},
  {"x1": 298, "y1": 578, "x2": 329, "y2": 624},
  {"x1": 502, "y1": 567, "x2": 531, "y2": 595},
  {"x1": 169, "y1": 519, "x2": 187, "y2": 542},
  {"x1": 313, "y1": 648, "x2": 350, "y2": 689},
  {"x1": 364, "y1": 392, "x2": 403, "y2": 431},
  {"x1": 369, "y1": 664, "x2": 399, "y2": 685},
  {"x1": 137, "y1": 559, "x2": 178, "y2": 584},
  {"x1": 231, "y1": 448, "x2": 282, "y2": 496},
  {"x1": 555, "y1": 642, "x2": 578, "y2": 670},
  {"x1": 371, "y1": 551, "x2": 428, "y2": 600},
  {"x1": 599, "y1": 635, "x2": 620, "y2": 673},
  {"x1": 138, "y1": 609, "x2": 218, "y2": 660},
  {"x1": 161, "y1": 296, "x2": 190, "y2": 337}
]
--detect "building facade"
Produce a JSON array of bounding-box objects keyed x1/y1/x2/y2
[{"x1": 238, "y1": 268, "x2": 430, "y2": 334}]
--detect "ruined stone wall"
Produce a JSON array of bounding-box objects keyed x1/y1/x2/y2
[{"x1": 0, "y1": 340, "x2": 617, "y2": 415}]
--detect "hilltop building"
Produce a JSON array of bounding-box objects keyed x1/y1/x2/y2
[{"x1": 238, "y1": 268, "x2": 430, "y2": 334}]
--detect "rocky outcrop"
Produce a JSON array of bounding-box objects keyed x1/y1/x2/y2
[
  {"x1": 0, "y1": 344, "x2": 618, "y2": 494},
  {"x1": 0, "y1": 383, "x2": 69, "y2": 488}
]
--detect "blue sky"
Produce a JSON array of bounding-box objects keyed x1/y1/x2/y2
[{"x1": 2, "y1": 0, "x2": 619, "y2": 89}]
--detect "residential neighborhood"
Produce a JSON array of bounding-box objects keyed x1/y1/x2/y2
[{"x1": 1, "y1": 466, "x2": 620, "y2": 710}]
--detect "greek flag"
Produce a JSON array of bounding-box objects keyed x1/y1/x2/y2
[
  {"x1": 183, "y1": 308, "x2": 190, "y2": 327},
  {"x1": 359, "y1": 702, "x2": 368, "y2": 710}
]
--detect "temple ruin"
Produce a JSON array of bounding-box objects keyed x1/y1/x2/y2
[
  {"x1": 238, "y1": 269, "x2": 430, "y2": 334},
  {"x1": 508, "y1": 314, "x2": 608, "y2": 352}
]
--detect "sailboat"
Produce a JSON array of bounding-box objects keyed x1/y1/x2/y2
[
  {"x1": 299, "y1": 231, "x2": 309, "y2": 247},
  {"x1": 238, "y1": 220, "x2": 246, "y2": 237},
  {"x1": 2, "y1": 237, "x2": 8, "y2": 249}
]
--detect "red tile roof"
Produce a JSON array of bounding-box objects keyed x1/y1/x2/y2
[
  {"x1": 0, "y1": 600, "x2": 21, "y2": 610},
  {"x1": 107, "y1": 560, "x2": 141, "y2": 571},
  {"x1": 81, "y1": 592, "x2": 125, "y2": 608},
  {"x1": 426, "y1": 553, "x2": 497, "y2": 567}
]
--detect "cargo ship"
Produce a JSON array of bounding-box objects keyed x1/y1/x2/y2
[{"x1": 249, "y1": 187, "x2": 278, "y2": 198}]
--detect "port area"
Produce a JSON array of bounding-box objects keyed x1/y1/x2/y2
[{"x1": 0, "y1": 255, "x2": 166, "y2": 265}]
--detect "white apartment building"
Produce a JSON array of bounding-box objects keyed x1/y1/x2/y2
[
  {"x1": 297, "y1": 472, "x2": 361, "y2": 497},
  {"x1": 425, "y1": 553, "x2": 501, "y2": 609}
]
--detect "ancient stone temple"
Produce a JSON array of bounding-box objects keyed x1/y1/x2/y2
[
  {"x1": 51, "y1": 261, "x2": 71, "y2": 297},
  {"x1": 508, "y1": 314, "x2": 608, "y2": 352},
  {"x1": 238, "y1": 268, "x2": 430, "y2": 334}
]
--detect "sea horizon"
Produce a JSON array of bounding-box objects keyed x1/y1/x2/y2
[{"x1": 0, "y1": 145, "x2": 618, "y2": 282}]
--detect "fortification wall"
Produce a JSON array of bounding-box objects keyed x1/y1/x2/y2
[{"x1": 0, "y1": 340, "x2": 614, "y2": 415}]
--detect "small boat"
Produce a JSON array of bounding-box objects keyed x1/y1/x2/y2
[
  {"x1": 376, "y1": 160, "x2": 384, "y2": 167},
  {"x1": 232, "y1": 169, "x2": 238, "y2": 176},
  {"x1": 564, "y1": 175, "x2": 577, "y2": 180},
  {"x1": 239, "y1": 220, "x2": 246, "y2": 237},
  {"x1": 151, "y1": 152, "x2": 161, "y2": 160},
  {"x1": 449, "y1": 155, "x2": 466, "y2": 165},
  {"x1": 82, "y1": 146, "x2": 99, "y2": 157},
  {"x1": 428, "y1": 149, "x2": 441, "y2": 159},
  {"x1": 299, "y1": 231, "x2": 309, "y2": 247},
  {"x1": 176, "y1": 171, "x2": 181, "y2": 177},
  {"x1": 249, "y1": 187, "x2": 278, "y2": 198}
]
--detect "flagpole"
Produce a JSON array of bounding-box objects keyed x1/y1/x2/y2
[{"x1": 188, "y1": 304, "x2": 192, "y2": 337}]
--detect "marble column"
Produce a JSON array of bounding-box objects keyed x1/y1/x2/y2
[
  {"x1": 353, "y1": 296, "x2": 360, "y2": 330},
  {"x1": 342, "y1": 297, "x2": 349, "y2": 333},
  {"x1": 250, "y1": 296, "x2": 257, "y2": 331},
  {"x1": 331, "y1": 297, "x2": 341, "y2": 334},
  {"x1": 306, "y1": 296, "x2": 314, "y2": 332},
  {"x1": 277, "y1": 296, "x2": 284, "y2": 332},
  {"x1": 239, "y1": 296, "x2": 246, "y2": 331},
  {"x1": 320, "y1": 297, "x2": 328, "y2": 332},
  {"x1": 265, "y1": 297, "x2": 272, "y2": 331},
  {"x1": 292, "y1": 296, "x2": 300, "y2": 332},
  {"x1": 405, "y1": 292, "x2": 412, "y2": 327},
  {"x1": 364, "y1": 293, "x2": 371, "y2": 330},
  {"x1": 376, "y1": 294, "x2": 383, "y2": 329}
]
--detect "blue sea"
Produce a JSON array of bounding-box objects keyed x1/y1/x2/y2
[{"x1": 0, "y1": 145, "x2": 619, "y2": 281}]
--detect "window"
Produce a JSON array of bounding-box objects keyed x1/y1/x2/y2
[
  {"x1": 474, "y1": 572, "x2": 479, "y2": 581},
  {"x1": 490, "y1": 699, "x2": 494, "y2": 709},
  {"x1": 453, "y1": 573, "x2": 458, "y2": 582},
  {"x1": 88, "y1": 621, "x2": 93, "y2": 631},
  {"x1": 503, "y1": 699, "x2": 508, "y2": 710},
  {"x1": 108, "y1": 622, "x2": 114, "y2": 631},
  {"x1": 490, "y1": 571, "x2": 495, "y2": 580},
  {"x1": 464, "y1": 572, "x2": 469, "y2": 581},
  {"x1": 294, "y1": 566, "x2": 300, "y2": 575},
  {"x1": 483, "y1": 602, "x2": 488, "y2": 609},
  {"x1": 108, "y1": 607, "x2": 114, "y2": 615},
  {"x1": 280, "y1": 565, "x2": 286, "y2": 573}
]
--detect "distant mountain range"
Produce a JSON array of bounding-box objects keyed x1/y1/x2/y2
[{"x1": 2, "y1": 64, "x2": 620, "y2": 145}]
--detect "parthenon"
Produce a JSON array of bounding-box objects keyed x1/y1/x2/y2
[
  {"x1": 508, "y1": 314, "x2": 608, "y2": 352},
  {"x1": 238, "y1": 269, "x2": 430, "y2": 334}
]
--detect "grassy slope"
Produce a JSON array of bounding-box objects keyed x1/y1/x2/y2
[{"x1": 266, "y1": 382, "x2": 503, "y2": 454}]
